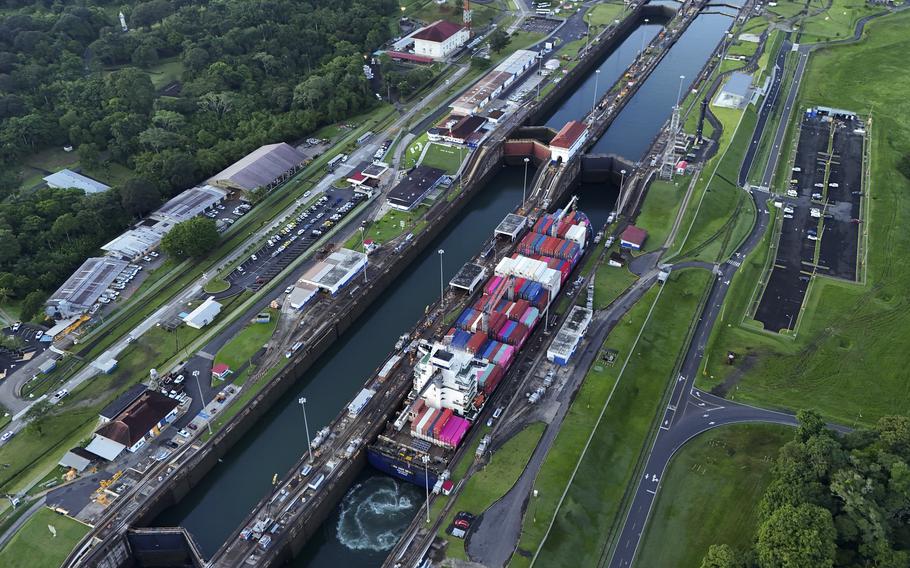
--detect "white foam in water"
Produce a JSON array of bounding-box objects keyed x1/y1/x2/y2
[{"x1": 336, "y1": 477, "x2": 420, "y2": 551}]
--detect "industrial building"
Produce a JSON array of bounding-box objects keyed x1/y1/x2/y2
[
  {"x1": 288, "y1": 283, "x2": 318, "y2": 310},
  {"x1": 547, "y1": 305, "x2": 593, "y2": 366},
  {"x1": 451, "y1": 50, "x2": 537, "y2": 115},
  {"x1": 103, "y1": 185, "x2": 226, "y2": 259},
  {"x1": 86, "y1": 389, "x2": 179, "y2": 459},
  {"x1": 550, "y1": 121, "x2": 588, "y2": 162},
  {"x1": 620, "y1": 225, "x2": 648, "y2": 250},
  {"x1": 495, "y1": 213, "x2": 527, "y2": 241},
  {"x1": 714, "y1": 72, "x2": 753, "y2": 109},
  {"x1": 183, "y1": 297, "x2": 222, "y2": 329},
  {"x1": 449, "y1": 263, "x2": 487, "y2": 294},
  {"x1": 208, "y1": 143, "x2": 307, "y2": 192},
  {"x1": 300, "y1": 249, "x2": 368, "y2": 295},
  {"x1": 46, "y1": 257, "x2": 130, "y2": 318},
  {"x1": 44, "y1": 169, "x2": 111, "y2": 194},
  {"x1": 387, "y1": 165, "x2": 447, "y2": 211},
  {"x1": 411, "y1": 20, "x2": 470, "y2": 59},
  {"x1": 151, "y1": 185, "x2": 227, "y2": 224}
]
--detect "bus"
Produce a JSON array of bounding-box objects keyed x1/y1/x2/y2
[{"x1": 327, "y1": 154, "x2": 344, "y2": 172}]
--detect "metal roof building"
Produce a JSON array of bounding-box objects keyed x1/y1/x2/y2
[
  {"x1": 151, "y1": 185, "x2": 226, "y2": 223},
  {"x1": 44, "y1": 169, "x2": 111, "y2": 194},
  {"x1": 495, "y1": 213, "x2": 527, "y2": 240},
  {"x1": 547, "y1": 306, "x2": 592, "y2": 366},
  {"x1": 46, "y1": 257, "x2": 129, "y2": 318},
  {"x1": 300, "y1": 249, "x2": 367, "y2": 295},
  {"x1": 714, "y1": 72, "x2": 753, "y2": 109},
  {"x1": 183, "y1": 297, "x2": 222, "y2": 329},
  {"x1": 208, "y1": 143, "x2": 307, "y2": 192},
  {"x1": 101, "y1": 224, "x2": 170, "y2": 260},
  {"x1": 387, "y1": 166, "x2": 447, "y2": 211}
]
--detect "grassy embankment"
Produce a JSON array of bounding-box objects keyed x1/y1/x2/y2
[
  {"x1": 797, "y1": 0, "x2": 883, "y2": 43},
  {"x1": 697, "y1": 10, "x2": 910, "y2": 427},
  {"x1": 0, "y1": 507, "x2": 90, "y2": 568},
  {"x1": 634, "y1": 424, "x2": 792, "y2": 567},
  {"x1": 511, "y1": 268, "x2": 713, "y2": 567},
  {"x1": 438, "y1": 423, "x2": 547, "y2": 561},
  {"x1": 633, "y1": 175, "x2": 692, "y2": 252},
  {"x1": 668, "y1": 101, "x2": 757, "y2": 264},
  {"x1": 211, "y1": 307, "x2": 279, "y2": 386}
]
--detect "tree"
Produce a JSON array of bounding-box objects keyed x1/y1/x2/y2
[
  {"x1": 77, "y1": 143, "x2": 101, "y2": 170},
  {"x1": 161, "y1": 217, "x2": 219, "y2": 259},
  {"x1": 19, "y1": 290, "x2": 46, "y2": 323},
  {"x1": 701, "y1": 544, "x2": 739, "y2": 568},
  {"x1": 756, "y1": 503, "x2": 836, "y2": 568},
  {"x1": 131, "y1": 42, "x2": 159, "y2": 68},
  {"x1": 0, "y1": 287, "x2": 11, "y2": 305},
  {"x1": 489, "y1": 28, "x2": 511, "y2": 53},
  {"x1": 119, "y1": 177, "x2": 160, "y2": 217}
]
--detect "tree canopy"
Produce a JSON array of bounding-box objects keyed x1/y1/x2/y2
[
  {"x1": 0, "y1": 0, "x2": 400, "y2": 318},
  {"x1": 700, "y1": 411, "x2": 910, "y2": 567},
  {"x1": 160, "y1": 217, "x2": 219, "y2": 259}
]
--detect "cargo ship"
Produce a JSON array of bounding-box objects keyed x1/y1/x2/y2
[{"x1": 367, "y1": 199, "x2": 591, "y2": 488}]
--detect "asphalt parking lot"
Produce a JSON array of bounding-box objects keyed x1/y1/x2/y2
[
  {"x1": 755, "y1": 112, "x2": 865, "y2": 332},
  {"x1": 0, "y1": 323, "x2": 50, "y2": 377},
  {"x1": 225, "y1": 187, "x2": 362, "y2": 292},
  {"x1": 520, "y1": 16, "x2": 562, "y2": 35}
]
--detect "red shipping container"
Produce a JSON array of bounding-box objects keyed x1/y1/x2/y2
[
  {"x1": 467, "y1": 331, "x2": 488, "y2": 353},
  {"x1": 483, "y1": 366, "x2": 504, "y2": 394},
  {"x1": 411, "y1": 398, "x2": 426, "y2": 420},
  {"x1": 434, "y1": 409, "x2": 452, "y2": 436}
]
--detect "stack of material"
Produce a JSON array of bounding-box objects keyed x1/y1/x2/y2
[
  {"x1": 493, "y1": 320, "x2": 530, "y2": 348},
  {"x1": 466, "y1": 331, "x2": 488, "y2": 354},
  {"x1": 475, "y1": 363, "x2": 505, "y2": 395},
  {"x1": 438, "y1": 416, "x2": 471, "y2": 448},
  {"x1": 451, "y1": 329, "x2": 472, "y2": 350}
]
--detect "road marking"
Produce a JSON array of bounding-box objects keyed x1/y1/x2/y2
[{"x1": 646, "y1": 489, "x2": 657, "y2": 495}]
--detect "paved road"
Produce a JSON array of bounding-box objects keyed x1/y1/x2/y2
[
  {"x1": 466, "y1": 273, "x2": 658, "y2": 567},
  {"x1": 607, "y1": 28, "x2": 811, "y2": 568},
  {"x1": 0, "y1": 497, "x2": 45, "y2": 550}
]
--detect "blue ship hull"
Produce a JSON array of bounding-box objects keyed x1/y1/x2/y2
[{"x1": 367, "y1": 447, "x2": 439, "y2": 488}]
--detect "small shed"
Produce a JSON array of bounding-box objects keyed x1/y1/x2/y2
[{"x1": 620, "y1": 225, "x2": 648, "y2": 250}]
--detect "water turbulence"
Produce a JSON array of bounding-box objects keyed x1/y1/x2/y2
[{"x1": 336, "y1": 477, "x2": 422, "y2": 552}]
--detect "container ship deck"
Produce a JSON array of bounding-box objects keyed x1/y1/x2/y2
[{"x1": 367, "y1": 198, "x2": 592, "y2": 488}]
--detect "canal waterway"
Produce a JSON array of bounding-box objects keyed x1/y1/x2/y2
[{"x1": 157, "y1": 2, "x2": 741, "y2": 565}]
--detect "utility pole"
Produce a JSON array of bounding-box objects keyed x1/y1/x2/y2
[
  {"x1": 192, "y1": 370, "x2": 212, "y2": 436},
  {"x1": 438, "y1": 249, "x2": 445, "y2": 308},
  {"x1": 592, "y1": 69, "x2": 601, "y2": 115},
  {"x1": 423, "y1": 454, "x2": 431, "y2": 523}
]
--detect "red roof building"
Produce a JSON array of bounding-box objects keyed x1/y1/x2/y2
[
  {"x1": 412, "y1": 20, "x2": 465, "y2": 42},
  {"x1": 620, "y1": 225, "x2": 648, "y2": 250},
  {"x1": 347, "y1": 171, "x2": 367, "y2": 185},
  {"x1": 550, "y1": 121, "x2": 589, "y2": 163},
  {"x1": 387, "y1": 51, "x2": 434, "y2": 64},
  {"x1": 212, "y1": 363, "x2": 231, "y2": 379}
]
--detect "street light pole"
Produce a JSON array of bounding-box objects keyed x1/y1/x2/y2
[
  {"x1": 522, "y1": 157, "x2": 530, "y2": 204},
  {"x1": 192, "y1": 370, "x2": 212, "y2": 436},
  {"x1": 360, "y1": 226, "x2": 368, "y2": 283},
  {"x1": 438, "y1": 249, "x2": 445, "y2": 308},
  {"x1": 640, "y1": 19, "x2": 649, "y2": 55},
  {"x1": 617, "y1": 168, "x2": 627, "y2": 214},
  {"x1": 592, "y1": 69, "x2": 601, "y2": 114},
  {"x1": 676, "y1": 74, "x2": 686, "y2": 109},
  {"x1": 298, "y1": 397, "x2": 313, "y2": 463},
  {"x1": 423, "y1": 454, "x2": 430, "y2": 523}
]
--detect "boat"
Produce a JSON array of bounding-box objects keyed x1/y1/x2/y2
[{"x1": 367, "y1": 198, "x2": 592, "y2": 487}]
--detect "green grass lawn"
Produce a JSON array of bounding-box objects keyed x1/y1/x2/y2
[
  {"x1": 407, "y1": 0, "x2": 501, "y2": 28},
  {"x1": 635, "y1": 176, "x2": 691, "y2": 252},
  {"x1": 593, "y1": 259, "x2": 638, "y2": 310},
  {"x1": 440, "y1": 422, "x2": 546, "y2": 560},
  {"x1": 213, "y1": 308, "x2": 279, "y2": 374},
  {"x1": 362, "y1": 205, "x2": 430, "y2": 245},
  {"x1": 728, "y1": 40, "x2": 759, "y2": 58},
  {"x1": 420, "y1": 142, "x2": 466, "y2": 174},
  {"x1": 695, "y1": 11, "x2": 910, "y2": 427},
  {"x1": 587, "y1": 1, "x2": 627, "y2": 28},
  {"x1": 513, "y1": 268, "x2": 712, "y2": 567},
  {"x1": 0, "y1": 507, "x2": 90, "y2": 568},
  {"x1": 203, "y1": 278, "x2": 230, "y2": 294},
  {"x1": 798, "y1": 0, "x2": 883, "y2": 43},
  {"x1": 766, "y1": 0, "x2": 808, "y2": 20},
  {"x1": 635, "y1": 424, "x2": 792, "y2": 567},
  {"x1": 402, "y1": 132, "x2": 430, "y2": 169}
]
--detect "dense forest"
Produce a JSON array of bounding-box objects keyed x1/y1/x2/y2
[
  {"x1": 0, "y1": 0, "x2": 399, "y2": 320},
  {"x1": 701, "y1": 411, "x2": 910, "y2": 568}
]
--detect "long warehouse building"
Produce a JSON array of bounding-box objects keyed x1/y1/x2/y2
[{"x1": 46, "y1": 257, "x2": 130, "y2": 318}]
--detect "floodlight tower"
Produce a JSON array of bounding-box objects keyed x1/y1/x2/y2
[{"x1": 463, "y1": 0, "x2": 472, "y2": 29}]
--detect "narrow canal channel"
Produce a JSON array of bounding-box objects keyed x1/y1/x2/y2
[{"x1": 156, "y1": 3, "x2": 741, "y2": 565}]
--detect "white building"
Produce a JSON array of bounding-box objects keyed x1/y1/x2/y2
[
  {"x1": 300, "y1": 249, "x2": 367, "y2": 295},
  {"x1": 412, "y1": 20, "x2": 470, "y2": 59},
  {"x1": 44, "y1": 169, "x2": 110, "y2": 194},
  {"x1": 550, "y1": 121, "x2": 588, "y2": 163},
  {"x1": 183, "y1": 297, "x2": 222, "y2": 329},
  {"x1": 413, "y1": 344, "x2": 480, "y2": 416}
]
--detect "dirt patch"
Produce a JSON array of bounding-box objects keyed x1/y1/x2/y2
[{"x1": 712, "y1": 350, "x2": 760, "y2": 396}]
